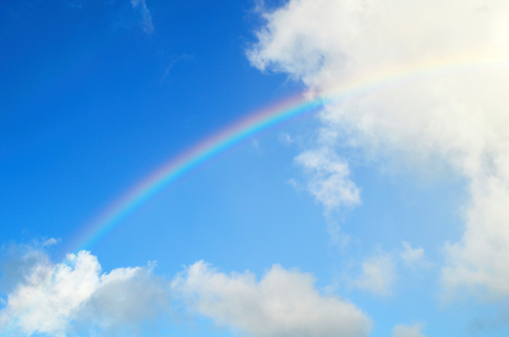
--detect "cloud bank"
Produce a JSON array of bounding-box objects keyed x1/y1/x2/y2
[
  {"x1": 0, "y1": 248, "x2": 372, "y2": 337},
  {"x1": 172, "y1": 261, "x2": 372, "y2": 337},
  {"x1": 248, "y1": 0, "x2": 509, "y2": 299}
]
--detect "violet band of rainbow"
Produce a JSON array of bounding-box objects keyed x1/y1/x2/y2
[{"x1": 68, "y1": 53, "x2": 509, "y2": 252}]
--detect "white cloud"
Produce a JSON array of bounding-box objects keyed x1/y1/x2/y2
[
  {"x1": 352, "y1": 253, "x2": 395, "y2": 297},
  {"x1": 248, "y1": 0, "x2": 509, "y2": 299},
  {"x1": 160, "y1": 53, "x2": 194, "y2": 84},
  {"x1": 278, "y1": 132, "x2": 294, "y2": 145},
  {"x1": 172, "y1": 261, "x2": 372, "y2": 337},
  {"x1": 292, "y1": 148, "x2": 359, "y2": 244},
  {"x1": 0, "y1": 249, "x2": 166, "y2": 336},
  {"x1": 42, "y1": 238, "x2": 59, "y2": 247},
  {"x1": 131, "y1": 0, "x2": 153, "y2": 33},
  {"x1": 393, "y1": 323, "x2": 427, "y2": 337},
  {"x1": 399, "y1": 242, "x2": 431, "y2": 271},
  {"x1": 295, "y1": 148, "x2": 361, "y2": 210},
  {"x1": 442, "y1": 179, "x2": 509, "y2": 297},
  {"x1": 400, "y1": 242, "x2": 424, "y2": 263}
]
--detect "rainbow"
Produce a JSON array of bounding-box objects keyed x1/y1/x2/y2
[
  {"x1": 69, "y1": 53, "x2": 509, "y2": 252},
  {"x1": 69, "y1": 94, "x2": 323, "y2": 252}
]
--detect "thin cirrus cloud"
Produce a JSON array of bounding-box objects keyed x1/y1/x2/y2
[
  {"x1": 247, "y1": 0, "x2": 509, "y2": 299},
  {"x1": 130, "y1": 0, "x2": 154, "y2": 33}
]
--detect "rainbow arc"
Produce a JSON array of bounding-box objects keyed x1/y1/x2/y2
[{"x1": 69, "y1": 54, "x2": 509, "y2": 252}]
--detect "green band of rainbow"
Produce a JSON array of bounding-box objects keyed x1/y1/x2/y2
[
  {"x1": 69, "y1": 95, "x2": 322, "y2": 252},
  {"x1": 69, "y1": 54, "x2": 509, "y2": 252}
]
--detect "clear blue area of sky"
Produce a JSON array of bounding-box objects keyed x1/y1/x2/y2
[
  {"x1": 1, "y1": 0, "x2": 294, "y2": 245},
  {"x1": 1, "y1": 1, "x2": 507, "y2": 337}
]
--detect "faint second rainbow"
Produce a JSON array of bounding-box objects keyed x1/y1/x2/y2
[{"x1": 69, "y1": 53, "x2": 509, "y2": 252}]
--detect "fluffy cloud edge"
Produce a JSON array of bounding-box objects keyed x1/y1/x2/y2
[
  {"x1": 171, "y1": 260, "x2": 372, "y2": 337},
  {"x1": 247, "y1": 0, "x2": 509, "y2": 300},
  {"x1": 0, "y1": 248, "x2": 167, "y2": 337}
]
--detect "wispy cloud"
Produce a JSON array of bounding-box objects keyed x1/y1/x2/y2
[
  {"x1": 294, "y1": 148, "x2": 360, "y2": 210},
  {"x1": 351, "y1": 252, "x2": 396, "y2": 297},
  {"x1": 293, "y1": 148, "x2": 360, "y2": 244},
  {"x1": 278, "y1": 132, "x2": 294, "y2": 145},
  {"x1": 399, "y1": 241, "x2": 432, "y2": 271},
  {"x1": 130, "y1": 0, "x2": 153, "y2": 33},
  {"x1": 393, "y1": 323, "x2": 427, "y2": 337},
  {"x1": 400, "y1": 242, "x2": 425, "y2": 264},
  {"x1": 160, "y1": 54, "x2": 194, "y2": 84}
]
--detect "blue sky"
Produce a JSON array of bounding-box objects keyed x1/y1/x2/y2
[{"x1": 2, "y1": 1, "x2": 509, "y2": 337}]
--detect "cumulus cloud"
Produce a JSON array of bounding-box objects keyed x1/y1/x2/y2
[
  {"x1": 393, "y1": 323, "x2": 427, "y2": 337},
  {"x1": 295, "y1": 148, "x2": 361, "y2": 210},
  {"x1": 294, "y1": 148, "x2": 360, "y2": 245},
  {"x1": 0, "y1": 248, "x2": 167, "y2": 336},
  {"x1": 248, "y1": 0, "x2": 509, "y2": 299},
  {"x1": 172, "y1": 261, "x2": 372, "y2": 337},
  {"x1": 352, "y1": 253, "x2": 395, "y2": 297}
]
